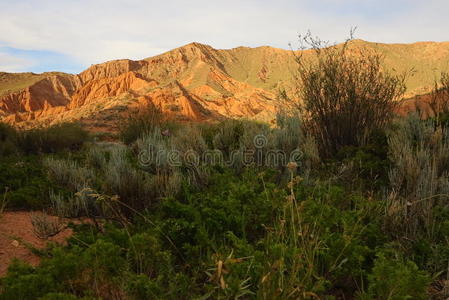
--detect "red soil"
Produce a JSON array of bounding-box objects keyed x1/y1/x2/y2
[{"x1": 0, "y1": 211, "x2": 73, "y2": 276}]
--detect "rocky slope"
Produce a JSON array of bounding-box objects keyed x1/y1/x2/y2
[{"x1": 1, "y1": 40, "x2": 449, "y2": 130}]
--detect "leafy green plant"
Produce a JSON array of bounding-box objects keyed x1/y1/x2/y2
[
  {"x1": 358, "y1": 251, "x2": 430, "y2": 300},
  {"x1": 0, "y1": 156, "x2": 55, "y2": 210}
]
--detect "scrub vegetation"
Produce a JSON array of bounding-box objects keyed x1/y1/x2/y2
[{"x1": 1, "y1": 36, "x2": 449, "y2": 299}]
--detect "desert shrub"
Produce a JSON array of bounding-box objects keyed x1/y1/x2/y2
[
  {"x1": 79, "y1": 239, "x2": 128, "y2": 296},
  {"x1": 0, "y1": 259, "x2": 58, "y2": 300},
  {"x1": 0, "y1": 239, "x2": 127, "y2": 299},
  {"x1": 37, "y1": 293, "x2": 79, "y2": 300},
  {"x1": 387, "y1": 114, "x2": 449, "y2": 240},
  {"x1": 85, "y1": 145, "x2": 108, "y2": 170},
  {"x1": 44, "y1": 143, "x2": 182, "y2": 217},
  {"x1": 209, "y1": 116, "x2": 315, "y2": 174},
  {"x1": 18, "y1": 122, "x2": 88, "y2": 154},
  {"x1": 136, "y1": 128, "x2": 177, "y2": 173},
  {"x1": 49, "y1": 190, "x2": 94, "y2": 219},
  {"x1": 171, "y1": 125, "x2": 211, "y2": 185},
  {"x1": 0, "y1": 123, "x2": 18, "y2": 156},
  {"x1": 271, "y1": 111, "x2": 303, "y2": 153},
  {"x1": 136, "y1": 126, "x2": 208, "y2": 188},
  {"x1": 206, "y1": 120, "x2": 263, "y2": 170},
  {"x1": 333, "y1": 128, "x2": 391, "y2": 190},
  {"x1": 43, "y1": 157, "x2": 94, "y2": 192},
  {"x1": 259, "y1": 178, "x2": 384, "y2": 299},
  {"x1": 358, "y1": 251, "x2": 430, "y2": 300},
  {"x1": 3, "y1": 113, "x2": 447, "y2": 299},
  {"x1": 290, "y1": 33, "x2": 405, "y2": 158},
  {"x1": 268, "y1": 112, "x2": 320, "y2": 179},
  {"x1": 30, "y1": 212, "x2": 63, "y2": 239},
  {"x1": 127, "y1": 232, "x2": 174, "y2": 276},
  {"x1": 234, "y1": 121, "x2": 272, "y2": 170},
  {"x1": 119, "y1": 103, "x2": 172, "y2": 145},
  {"x1": 102, "y1": 147, "x2": 157, "y2": 212},
  {"x1": 0, "y1": 224, "x2": 181, "y2": 299},
  {"x1": 0, "y1": 124, "x2": 89, "y2": 210},
  {"x1": 213, "y1": 119, "x2": 268, "y2": 148},
  {"x1": 212, "y1": 119, "x2": 247, "y2": 154},
  {"x1": 158, "y1": 170, "x2": 283, "y2": 257},
  {"x1": 0, "y1": 162, "x2": 435, "y2": 299},
  {"x1": 0, "y1": 156, "x2": 55, "y2": 210}
]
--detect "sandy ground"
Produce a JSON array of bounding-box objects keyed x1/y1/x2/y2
[{"x1": 0, "y1": 211, "x2": 73, "y2": 276}]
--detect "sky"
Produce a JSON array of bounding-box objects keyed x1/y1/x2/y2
[{"x1": 0, "y1": 0, "x2": 447, "y2": 74}]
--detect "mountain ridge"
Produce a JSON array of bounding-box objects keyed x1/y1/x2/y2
[{"x1": 1, "y1": 40, "x2": 449, "y2": 130}]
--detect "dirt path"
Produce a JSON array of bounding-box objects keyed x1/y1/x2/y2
[{"x1": 0, "y1": 211, "x2": 73, "y2": 276}]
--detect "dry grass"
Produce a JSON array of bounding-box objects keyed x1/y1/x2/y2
[{"x1": 30, "y1": 212, "x2": 64, "y2": 240}]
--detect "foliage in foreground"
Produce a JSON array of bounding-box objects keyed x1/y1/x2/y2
[
  {"x1": 0, "y1": 167, "x2": 434, "y2": 299},
  {"x1": 2, "y1": 36, "x2": 449, "y2": 299},
  {"x1": 0, "y1": 117, "x2": 444, "y2": 299}
]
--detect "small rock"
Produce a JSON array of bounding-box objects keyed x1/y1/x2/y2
[{"x1": 11, "y1": 240, "x2": 19, "y2": 247}]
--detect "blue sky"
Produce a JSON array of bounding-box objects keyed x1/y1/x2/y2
[{"x1": 0, "y1": 0, "x2": 447, "y2": 74}]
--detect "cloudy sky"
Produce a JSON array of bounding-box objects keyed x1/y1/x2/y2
[{"x1": 0, "y1": 0, "x2": 447, "y2": 73}]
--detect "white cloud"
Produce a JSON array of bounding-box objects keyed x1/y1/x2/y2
[{"x1": 0, "y1": 0, "x2": 447, "y2": 72}]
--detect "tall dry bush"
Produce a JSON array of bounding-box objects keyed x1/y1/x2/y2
[{"x1": 291, "y1": 33, "x2": 406, "y2": 158}]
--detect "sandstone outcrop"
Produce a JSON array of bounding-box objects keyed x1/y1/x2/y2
[{"x1": 1, "y1": 40, "x2": 449, "y2": 130}]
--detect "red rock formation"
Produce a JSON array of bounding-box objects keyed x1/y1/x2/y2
[
  {"x1": 0, "y1": 74, "x2": 80, "y2": 114},
  {"x1": 2, "y1": 40, "x2": 449, "y2": 130}
]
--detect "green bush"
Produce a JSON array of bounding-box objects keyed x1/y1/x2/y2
[
  {"x1": 0, "y1": 259, "x2": 57, "y2": 300},
  {"x1": 119, "y1": 104, "x2": 175, "y2": 145},
  {"x1": 334, "y1": 128, "x2": 390, "y2": 190},
  {"x1": 37, "y1": 293, "x2": 79, "y2": 300},
  {"x1": 358, "y1": 251, "x2": 430, "y2": 300},
  {"x1": 158, "y1": 170, "x2": 283, "y2": 256},
  {"x1": 259, "y1": 182, "x2": 385, "y2": 299},
  {"x1": 387, "y1": 114, "x2": 449, "y2": 240},
  {"x1": 0, "y1": 156, "x2": 55, "y2": 210},
  {"x1": 17, "y1": 123, "x2": 88, "y2": 154},
  {"x1": 0, "y1": 123, "x2": 18, "y2": 157},
  {"x1": 44, "y1": 157, "x2": 94, "y2": 192}
]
